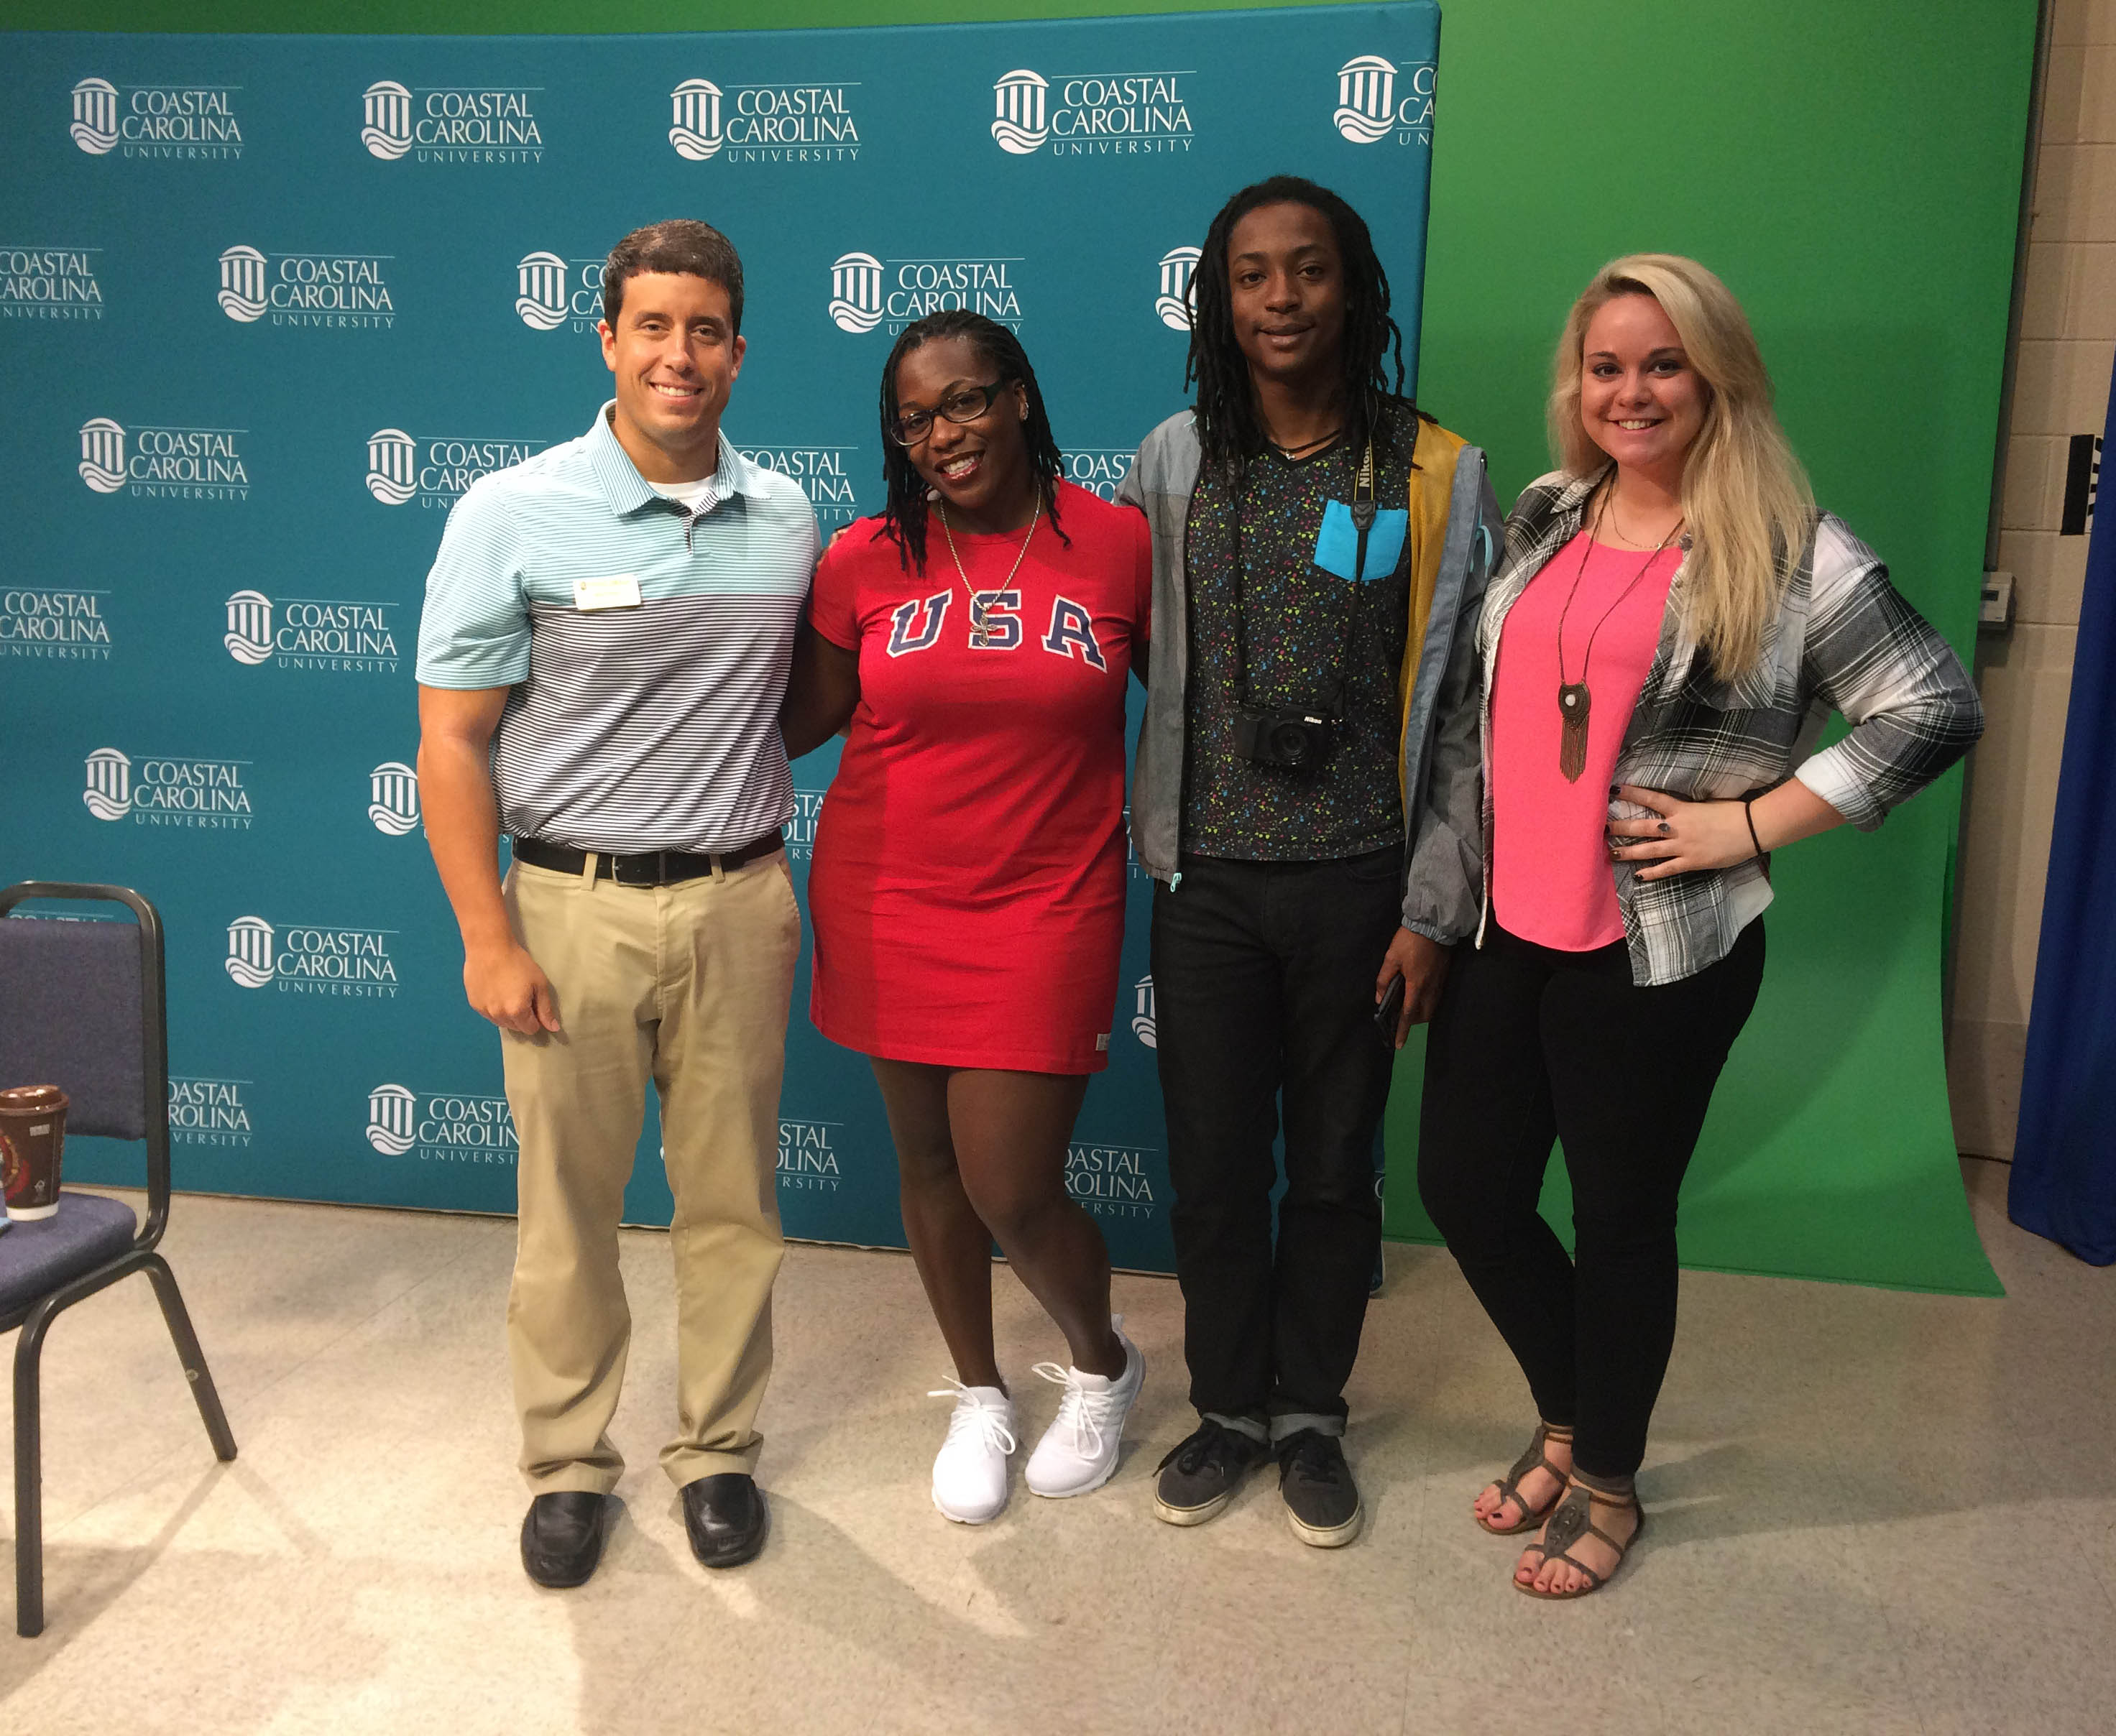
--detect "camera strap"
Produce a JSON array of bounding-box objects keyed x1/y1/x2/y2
[{"x1": 1228, "y1": 435, "x2": 1373, "y2": 718}]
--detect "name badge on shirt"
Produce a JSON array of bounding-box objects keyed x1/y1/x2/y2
[{"x1": 574, "y1": 573, "x2": 643, "y2": 611}]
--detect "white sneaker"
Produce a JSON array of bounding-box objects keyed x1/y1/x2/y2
[
  {"x1": 1023, "y1": 1321, "x2": 1145, "y2": 1499},
  {"x1": 928, "y1": 1380, "x2": 1016, "y2": 1524}
]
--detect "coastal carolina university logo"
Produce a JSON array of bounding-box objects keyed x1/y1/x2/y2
[
  {"x1": 785, "y1": 785, "x2": 825, "y2": 862},
  {"x1": 365, "y1": 429, "x2": 415, "y2": 502},
  {"x1": 368, "y1": 762, "x2": 420, "y2": 835},
  {"x1": 0, "y1": 247, "x2": 105, "y2": 321},
  {"x1": 224, "y1": 591, "x2": 272, "y2": 664},
  {"x1": 70, "y1": 78, "x2": 119, "y2": 152},
  {"x1": 736, "y1": 443, "x2": 861, "y2": 528},
  {"x1": 1064, "y1": 448, "x2": 1132, "y2": 502},
  {"x1": 3, "y1": 586, "x2": 112, "y2": 662},
  {"x1": 827, "y1": 253, "x2": 883, "y2": 333},
  {"x1": 1132, "y1": 974, "x2": 1157, "y2": 1047},
  {"x1": 1156, "y1": 246, "x2": 1199, "y2": 331},
  {"x1": 670, "y1": 76, "x2": 860, "y2": 164},
  {"x1": 71, "y1": 75, "x2": 243, "y2": 159},
  {"x1": 226, "y1": 916, "x2": 400, "y2": 997},
  {"x1": 367, "y1": 428, "x2": 542, "y2": 507},
  {"x1": 990, "y1": 70, "x2": 1047, "y2": 153},
  {"x1": 80, "y1": 417, "x2": 250, "y2": 501},
  {"x1": 367, "y1": 1084, "x2": 517, "y2": 1163},
  {"x1": 367, "y1": 1085, "x2": 416, "y2": 1153},
  {"x1": 361, "y1": 83, "x2": 413, "y2": 158},
  {"x1": 168, "y1": 1077, "x2": 252, "y2": 1149},
  {"x1": 218, "y1": 244, "x2": 397, "y2": 328},
  {"x1": 829, "y1": 251, "x2": 1024, "y2": 335},
  {"x1": 78, "y1": 419, "x2": 125, "y2": 492},
  {"x1": 990, "y1": 68, "x2": 1195, "y2": 157},
  {"x1": 516, "y1": 251, "x2": 607, "y2": 332},
  {"x1": 362, "y1": 80, "x2": 543, "y2": 162},
  {"x1": 224, "y1": 590, "x2": 400, "y2": 674},
  {"x1": 225, "y1": 917, "x2": 276, "y2": 988},
  {"x1": 217, "y1": 245, "x2": 266, "y2": 319},
  {"x1": 83, "y1": 749, "x2": 130, "y2": 821},
  {"x1": 83, "y1": 747, "x2": 254, "y2": 830},
  {"x1": 670, "y1": 80, "x2": 723, "y2": 157},
  {"x1": 1065, "y1": 1141, "x2": 1157, "y2": 1219},
  {"x1": 1333, "y1": 55, "x2": 1436, "y2": 146},
  {"x1": 778, "y1": 1117, "x2": 843, "y2": 1193},
  {"x1": 517, "y1": 252, "x2": 569, "y2": 328}
]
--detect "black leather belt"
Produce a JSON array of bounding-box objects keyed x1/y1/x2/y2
[{"x1": 510, "y1": 831, "x2": 783, "y2": 886}]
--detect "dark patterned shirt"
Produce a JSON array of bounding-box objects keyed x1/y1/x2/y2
[{"x1": 1182, "y1": 400, "x2": 1419, "y2": 860}]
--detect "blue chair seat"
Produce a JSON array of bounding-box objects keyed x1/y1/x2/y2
[{"x1": 0, "y1": 1193, "x2": 139, "y2": 1313}]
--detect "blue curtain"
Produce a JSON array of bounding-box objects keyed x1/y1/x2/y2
[{"x1": 2010, "y1": 359, "x2": 2116, "y2": 1265}]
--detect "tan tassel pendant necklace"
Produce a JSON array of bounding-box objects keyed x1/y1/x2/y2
[{"x1": 1552, "y1": 484, "x2": 1685, "y2": 782}]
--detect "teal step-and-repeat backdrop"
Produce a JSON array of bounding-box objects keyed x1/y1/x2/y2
[{"x1": 1, "y1": 5, "x2": 1439, "y2": 1270}]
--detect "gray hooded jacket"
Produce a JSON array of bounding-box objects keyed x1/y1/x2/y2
[{"x1": 1116, "y1": 410, "x2": 1500, "y2": 942}]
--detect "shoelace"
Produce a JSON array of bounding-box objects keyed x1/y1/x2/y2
[
  {"x1": 927, "y1": 1380, "x2": 1017, "y2": 1456},
  {"x1": 1164, "y1": 1421, "x2": 1249, "y2": 1476},
  {"x1": 1031, "y1": 1360, "x2": 1123, "y2": 1458},
  {"x1": 1279, "y1": 1431, "x2": 1346, "y2": 1485}
]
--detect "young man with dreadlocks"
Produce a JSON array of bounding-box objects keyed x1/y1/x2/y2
[
  {"x1": 782, "y1": 311, "x2": 1152, "y2": 1525},
  {"x1": 1118, "y1": 176, "x2": 1500, "y2": 1545}
]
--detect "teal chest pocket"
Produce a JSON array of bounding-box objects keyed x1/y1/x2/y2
[{"x1": 1314, "y1": 501, "x2": 1409, "y2": 583}]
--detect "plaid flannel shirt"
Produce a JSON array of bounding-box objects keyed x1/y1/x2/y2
[{"x1": 1478, "y1": 468, "x2": 1984, "y2": 985}]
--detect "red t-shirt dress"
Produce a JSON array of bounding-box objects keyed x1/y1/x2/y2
[{"x1": 806, "y1": 481, "x2": 1152, "y2": 1074}]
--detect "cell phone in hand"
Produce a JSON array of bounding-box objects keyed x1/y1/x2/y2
[{"x1": 1373, "y1": 974, "x2": 1405, "y2": 1039}]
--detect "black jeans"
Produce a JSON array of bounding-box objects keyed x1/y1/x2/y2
[
  {"x1": 1150, "y1": 849, "x2": 1402, "y2": 1431},
  {"x1": 1417, "y1": 917, "x2": 1765, "y2": 1479}
]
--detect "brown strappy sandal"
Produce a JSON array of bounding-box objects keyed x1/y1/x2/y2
[
  {"x1": 1475, "y1": 1421, "x2": 1574, "y2": 1536},
  {"x1": 1514, "y1": 1482, "x2": 1645, "y2": 1599}
]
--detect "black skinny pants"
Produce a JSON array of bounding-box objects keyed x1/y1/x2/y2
[
  {"x1": 1417, "y1": 917, "x2": 1765, "y2": 1479},
  {"x1": 1151, "y1": 849, "x2": 1402, "y2": 1426}
]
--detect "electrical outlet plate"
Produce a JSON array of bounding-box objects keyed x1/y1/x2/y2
[{"x1": 1979, "y1": 570, "x2": 2014, "y2": 630}]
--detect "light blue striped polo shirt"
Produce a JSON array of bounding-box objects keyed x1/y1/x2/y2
[{"x1": 416, "y1": 402, "x2": 820, "y2": 854}]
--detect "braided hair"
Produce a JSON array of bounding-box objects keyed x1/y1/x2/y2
[
  {"x1": 1184, "y1": 175, "x2": 1412, "y2": 478},
  {"x1": 876, "y1": 310, "x2": 1068, "y2": 573}
]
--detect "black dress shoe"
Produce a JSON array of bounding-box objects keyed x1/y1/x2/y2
[
  {"x1": 681, "y1": 1472, "x2": 768, "y2": 1569},
  {"x1": 520, "y1": 1490, "x2": 609, "y2": 1588}
]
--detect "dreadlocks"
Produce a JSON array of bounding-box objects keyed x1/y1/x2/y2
[
  {"x1": 876, "y1": 310, "x2": 1069, "y2": 573},
  {"x1": 1184, "y1": 175, "x2": 1410, "y2": 478}
]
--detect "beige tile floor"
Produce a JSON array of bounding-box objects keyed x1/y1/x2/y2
[{"x1": 1, "y1": 1156, "x2": 2109, "y2": 1735}]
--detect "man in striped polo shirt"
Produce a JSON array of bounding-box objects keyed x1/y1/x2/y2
[{"x1": 416, "y1": 220, "x2": 818, "y2": 1588}]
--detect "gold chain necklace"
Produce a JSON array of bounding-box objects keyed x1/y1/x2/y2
[
  {"x1": 1552, "y1": 486, "x2": 1683, "y2": 782},
  {"x1": 937, "y1": 497, "x2": 1040, "y2": 648},
  {"x1": 1604, "y1": 481, "x2": 1684, "y2": 550}
]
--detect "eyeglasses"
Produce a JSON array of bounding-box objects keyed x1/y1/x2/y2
[{"x1": 887, "y1": 379, "x2": 1013, "y2": 446}]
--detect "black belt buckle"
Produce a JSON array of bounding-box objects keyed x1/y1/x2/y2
[{"x1": 612, "y1": 850, "x2": 669, "y2": 887}]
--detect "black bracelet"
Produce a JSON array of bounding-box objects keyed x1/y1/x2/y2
[{"x1": 1742, "y1": 797, "x2": 1765, "y2": 860}]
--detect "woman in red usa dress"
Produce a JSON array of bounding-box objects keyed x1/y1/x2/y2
[{"x1": 782, "y1": 310, "x2": 1152, "y2": 1525}]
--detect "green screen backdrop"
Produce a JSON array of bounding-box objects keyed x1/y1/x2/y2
[{"x1": 8, "y1": 0, "x2": 2034, "y2": 1296}]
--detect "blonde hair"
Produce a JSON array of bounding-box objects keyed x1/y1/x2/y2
[{"x1": 1548, "y1": 253, "x2": 1814, "y2": 677}]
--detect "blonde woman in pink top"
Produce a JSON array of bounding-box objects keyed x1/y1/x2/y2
[{"x1": 1416, "y1": 254, "x2": 1982, "y2": 1598}]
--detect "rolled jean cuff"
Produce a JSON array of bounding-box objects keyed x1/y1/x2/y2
[
  {"x1": 1268, "y1": 1411, "x2": 1346, "y2": 1444},
  {"x1": 1203, "y1": 1410, "x2": 1269, "y2": 1445}
]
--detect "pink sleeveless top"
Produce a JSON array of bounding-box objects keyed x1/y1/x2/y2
[{"x1": 1491, "y1": 533, "x2": 1681, "y2": 951}]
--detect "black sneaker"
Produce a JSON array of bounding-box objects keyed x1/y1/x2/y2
[
  {"x1": 1276, "y1": 1428, "x2": 1363, "y2": 1547},
  {"x1": 1152, "y1": 1418, "x2": 1269, "y2": 1526}
]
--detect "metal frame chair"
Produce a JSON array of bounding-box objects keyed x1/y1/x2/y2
[{"x1": 0, "y1": 882, "x2": 236, "y2": 1637}]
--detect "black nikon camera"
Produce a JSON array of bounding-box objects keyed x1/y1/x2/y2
[{"x1": 1231, "y1": 705, "x2": 1335, "y2": 771}]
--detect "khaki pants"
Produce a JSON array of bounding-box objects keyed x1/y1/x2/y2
[{"x1": 500, "y1": 851, "x2": 799, "y2": 1495}]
